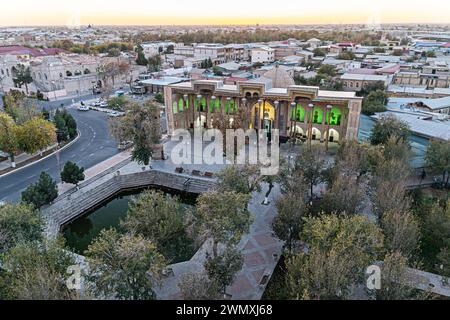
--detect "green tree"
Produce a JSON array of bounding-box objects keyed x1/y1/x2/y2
[
  {"x1": 0, "y1": 112, "x2": 20, "y2": 167},
  {"x1": 12, "y1": 64, "x2": 33, "y2": 95},
  {"x1": 61, "y1": 161, "x2": 85, "y2": 186},
  {"x1": 21, "y1": 171, "x2": 58, "y2": 209},
  {"x1": 420, "y1": 201, "x2": 450, "y2": 273},
  {"x1": 54, "y1": 109, "x2": 77, "y2": 142},
  {"x1": 109, "y1": 101, "x2": 161, "y2": 165},
  {"x1": 204, "y1": 247, "x2": 243, "y2": 296},
  {"x1": 85, "y1": 229, "x2": 166, "y2": 300},
  {"x1": 154, "y1": 92, "x2": 164, "y2": 104},
  {"x1": 216, "y1": 164, "x2": 262, "y2": 195},
  {"x1": 0, "y1": 238, "x2": 78, "y2": 300},
  {"x1": 286, "y1": 214, "x2": 384, "y2": 300},
  {"x1": 135, "y1": 46, "x2": 148, "y2": 66},
  {"x1": 370, "y1": 114, "x2": 410, "y2": 146},
  {"x1": 294, "y1": 145, "x2": 326, "y2": 200},
  {"x1": 313, "y1": 48, "x2": 326, "y2": 57},
  {"x1": 362, "y1": 90, "x2": 388, "y2": 115},
  {"x1": 107, "y1": 95, "x2": 128, "y2": 111},
  {"x1": 317, "y1": 64, "x2": 337, "y2": 77},
  {"x1": 320, "y1": 174, "x2": 366, "y2": 216},
  {"x1": 425, "y1": 139, "x2": 450, "y2": 187},
  {"x1": 197, "y1": 191, "x2": 252, "y2": 258},
  {"x1": 272, "y1": 192, "x2": 307, "y2": 253},
  {"x1": 147, "y1": 54, "x2": 162, "y2": 72},
  {"x1": 0, "y1": 202, "x2": 43, "y2": 253},
  {"x1": 121, "y1": 190, "x2": 192, "y2": 262}
]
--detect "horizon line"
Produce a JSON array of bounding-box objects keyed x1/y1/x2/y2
[{"x1": 2, "y1": 22, "x2": 450, "y2": 28}]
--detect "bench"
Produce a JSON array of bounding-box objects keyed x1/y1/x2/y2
[
  {"x1": 204, "y1": 172, "x2": 214, "y2": 178},
  {"x1": 175, "y1": 167, "x2": 184, "y2": 174}
]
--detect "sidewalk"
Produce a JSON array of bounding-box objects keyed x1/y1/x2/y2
[
  {"x1": 0, "y1": 144, "x2": 58, "y2": 175},
  {"x1": 58, "y1": 150, "x2": 132, "y2": 194}
]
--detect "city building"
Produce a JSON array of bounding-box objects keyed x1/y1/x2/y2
[{"x1": 164, "y1": 65, "x2": 362, "y2": 144}]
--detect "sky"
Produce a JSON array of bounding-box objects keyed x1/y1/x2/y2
[{"x1": 0, "y1": 0, "x2": 449, "y2": 26}]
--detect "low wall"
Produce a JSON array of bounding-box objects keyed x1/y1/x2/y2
[{"x1": 43, "y1": 169, "x2": 216, "y2": 238}]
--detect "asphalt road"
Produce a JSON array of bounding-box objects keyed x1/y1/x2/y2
[{"x1": 0, "y1": 99, "x2": 120, "y2": 202}]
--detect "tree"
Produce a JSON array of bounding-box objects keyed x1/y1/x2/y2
[
  {"x1": 21, "y1": 171, "x2": 58, "y2": 209},
  {"x1": 147, "y1": 55, "x2": 162, "y2": 72},
  {"x1": 136, "y1": 47, "x2": 148, "y2": 66},
  {"x1": 18, "y1": 117, "x2": 57, "y2": 155},
  {"x1": 12, "y1": 64, "x2": 33, "y2": 95},
  {"x1": 370, "y1": 114, "x2": 410, "y2": 146},
  {"x1": 381, "y1": 210, "x2": 420, "y2": 260},
  {"x1": 0, "y1": 112, "x2": 20, "y2": 167},
  {"x1": 337, "y1": 51, "x2": 356, "y2": 60},
  {"x1": 375, "y1": 252, "x2": 419, "y2": 300},
  {"x1": 320, "y1": 174, "x2": 366, "y2": 216},
  {"x1": 294, "y1": 145, "x2": 326, "y2": 200},
  {"x1": 313, "y1": 48, "x2": 326, "y2": 57},
  {"x1": 286, "y1": 214, "x2": 384, "y2": 300},
  {"x1": 3, "y1": 92, "x2": 40, "y2": 124},
  {"x1": 272, "y1": 192, "x2": 307, "y2": 253},
  {"x1": 53, "y1": 109, "x2": 77, "y2": 142},
  {"x1": 425, "y1": 139, "x2": 450, "y2": 187},
  {"x1": 0, "y1": 238, "x2": 78, "y2": 300},
  {"x1": 61, "y1": 161, "x2": 85, "y2": 186},
  {"x1": 0, "y1": 203, "x2": 43, "y2": 253},
  {"x1": 317, "y1": 64, "x2": 337, "y2": 77},
  {"x1": 197, "y1": 191, "x2": 252, "y2": 258},
  {"x1": 216, "y1": 164, "x2": 262, "y2": 195},
  {"x1": 204, "y1": 247, "x2": 243, "y2": 296},
  {"x1": 121, "y1": 190, "x2": 189, "y2": 262},
  {"x1": 178, "y1": 272, "x2": 221, "y2": 300},
  {"x1": 109, "y1": 101, "x2": 161, "y2": 165},
  {"x1": 371, "y1": 158, "x2": 411, "y2": 220},
  {"x1": 107, "y1": 95, "x2": 128, "y2": 111},
  {"x1": 85, "y1": 229, "x2": 166, "y2": 300},
  {"x1": 154, "y1": 92, "x2": 164, "y2": 104},
  {"x1": 420, "y1": 201, "x2": 450, "y2": 273},
  {"x1": 362, "y1": 90, "x2": 388, "y2": 115}
]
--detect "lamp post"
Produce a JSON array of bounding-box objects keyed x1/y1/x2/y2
[
  {"x1": 241, "y1": 97, "x2": 247, "y2": 129},
  {"x1": 257, "y1": 99, "x2": 263, "y2": 131},
  {"x1": 183, "y1": 94, "x2": 189, "y2": 128},
  {"x1": 307, "y1": 103, "x2": 314, "y2": 148},
  {"x1": 196, "y1": 94, "x2": 202, "y2": 129},
  {"x1": 209, "y1": 95, "x2": 216, "y2": 128},
  {"x1": 290, "y1": 102, "x2": 296, "y2": 138},
  {"x1": 325, "y1": 105, "x2": 333, "y2": 151}
]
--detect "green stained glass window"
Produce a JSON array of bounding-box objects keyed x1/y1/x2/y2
[
  {"x1": 178, "y1": 98, "x2": 184, "y2": 112},
  {"x1": 195, "y1": 97, "x2": 207, "y2": 112},
  {"x1": 291, "y1": 104, "x2": 305, "y2": 122},
  {"x1": 225, "y1": 99, "x2": 236, "y2": 113},
  {"x1": 326, "y1": 107, "x2": 342, "y2": 126},
  {"x1": 311, "y1": 106, "x2": 323, "y2": 124},
  {"x1": 172, "y1": 102, "x2": 178, "y2": 114}
]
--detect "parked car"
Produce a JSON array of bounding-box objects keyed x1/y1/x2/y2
[
  {"x1": 108, "y1": 111, "x2": 121, "y2": 117},
  {"x1": 77, "y1": 105, "x2": 89, "y2": 111}
]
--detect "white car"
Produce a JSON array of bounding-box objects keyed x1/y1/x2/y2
[
  {"x1": 77, "y1": 105, "x2": 89, "y2": 111},
  {"x1": 108, "y1": 111, "x2": 121, "y2": 117}
]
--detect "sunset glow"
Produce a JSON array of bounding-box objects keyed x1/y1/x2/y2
[{"x1": 1, "y1": 0, "x2": 449, "y2": 26}]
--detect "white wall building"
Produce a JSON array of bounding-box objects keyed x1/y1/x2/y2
[{"x1": 251, "y1": 47, "x2": 275, "y2": 64}]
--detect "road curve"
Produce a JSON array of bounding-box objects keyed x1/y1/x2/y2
[{"x1": 0, "y1": 108, "x2": 119, "y2": 202}]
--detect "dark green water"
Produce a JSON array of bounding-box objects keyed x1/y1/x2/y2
[{"x1": 62, "y1": 187, "x2": 197, "y2": 258}]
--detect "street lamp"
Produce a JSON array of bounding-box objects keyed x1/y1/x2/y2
[
  {"x1": 290, "y1": 102, "x2": 296, "y2": 138},
  {"x1": 325, "y1": 104, "x2": 333, "y2": 151}
]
